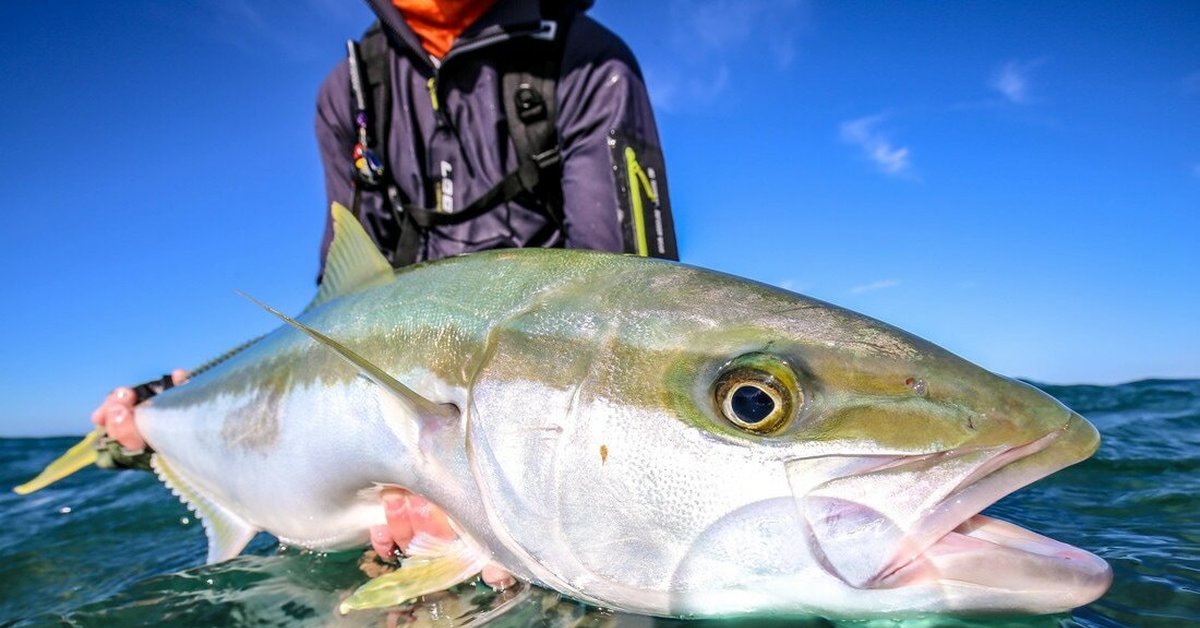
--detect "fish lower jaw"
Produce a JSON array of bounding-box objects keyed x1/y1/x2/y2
[
  {"x1": 873, "y1": 514, "x2": 1112, "y2": 613},
  {"x1": 799, "y1": 411, "x2": 1105, "y2": 610}
]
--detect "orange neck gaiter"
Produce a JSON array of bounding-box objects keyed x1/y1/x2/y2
[{"x1": 391, "y1": 0, "x2": 500, "y2": 59}]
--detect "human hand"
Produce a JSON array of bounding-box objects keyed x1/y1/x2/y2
[
  {"x1": 369, "y1": 487, "x2": 515, "y2": 590},
  {"x1": 90, "y1": 368, "x2": 188, "y2": 450}
]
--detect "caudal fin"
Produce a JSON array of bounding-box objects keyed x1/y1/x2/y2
[{"x1": 13, "y1": 428, "x2": 102, "y2": 495}]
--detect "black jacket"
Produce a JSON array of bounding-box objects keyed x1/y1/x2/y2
[{"x1": 316, "y1": 0, "x2": 677, "y2": 271}]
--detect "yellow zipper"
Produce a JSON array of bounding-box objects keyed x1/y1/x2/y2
[{"x1": 426, "y1": 77, "x2": 439, "y2": 112}]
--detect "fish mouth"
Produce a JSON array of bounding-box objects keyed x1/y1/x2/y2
[{"x1": 787, "y1": 412, "x2": 1112, "y2": 612}]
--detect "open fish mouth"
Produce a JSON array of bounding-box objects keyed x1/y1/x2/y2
[{"x1": 787, "y1": 412, "x2": 1112, "y2": 612}]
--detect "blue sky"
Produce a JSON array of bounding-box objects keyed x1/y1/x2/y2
[{"x1": 1, "y1": 1, "x2": 1197, "y2": 437}]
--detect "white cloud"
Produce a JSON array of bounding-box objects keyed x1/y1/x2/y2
[
  {"x1": 642, "y1": 0, "x2": 805, "y2": 112},
  {"x1": 191, "y1": 0, "x2": 369, "y2": 61},
  {"x1": 646, "y1": 64, "x2": 730, "y2": 113},
  {"x1": 672, "y1": 0, "x2": 804, "y2": 61},
  {"x1": 839, "y1": 115, "x2": 914, "y2": 177},
  {"x1": 681, "y1": 0, "x2": 756, "y2": 51},
  {"x1": 849, "y1": 279, "x2": 900, "y2": 295},
  {"x1": 989, "y1": 59, "x2": 1042, "y2": 105}
]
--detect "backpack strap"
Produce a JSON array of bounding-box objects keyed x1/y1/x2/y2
[
  {"x1": 348, "y1": 11, "x2": 573, "y2": 260},
  {"x1": 401, "y1": 16, "x2": 569, "y2": 230},
  {"x1": 350, "y1": 23, "x2": 422, "y2": 265},
  {"x1": 347, "y1": 24, "x2": 391, "y2": 195},
  {"x1": 500, "y1": 31, "x2": 566, "y2": 226}
]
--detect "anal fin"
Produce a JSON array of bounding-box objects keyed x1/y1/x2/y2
[{"x1": 151, "y1": 454, "x2": 258, "y2": 563}]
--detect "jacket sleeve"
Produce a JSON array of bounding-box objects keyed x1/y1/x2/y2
[
  {"x1": 556, "y1": 16, "x2": 679, "y2": 260},
  {"x1": 314, "y1": 60, "x2": 357, "y2": 276}
]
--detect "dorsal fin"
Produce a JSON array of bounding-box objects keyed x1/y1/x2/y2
[{"x1": 308, "y1": 202, "x2": 394, "y2": 311}]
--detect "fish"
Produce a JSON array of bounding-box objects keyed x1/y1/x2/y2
[{"x1": 18, "y1": 203, "x2": 1111, "y2": 618}]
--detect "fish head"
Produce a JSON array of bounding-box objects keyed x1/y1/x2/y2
[{"x1": 464, "y1": 257, "x2": 1110, "y2": 618}]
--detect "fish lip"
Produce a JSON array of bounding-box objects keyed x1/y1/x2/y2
[
  {"x1": 875, "y1": 513, "x2": 1113, "y2": 601},
  {"x1": 793, "y1": 411, "x2": 1097, "y2": 590},
  {"x1": 871, "y1": 413, "x2": 1103, "y2": 590},
  {"x1": 868, "y1": 425, "x2": 1067, "y2": 585}
]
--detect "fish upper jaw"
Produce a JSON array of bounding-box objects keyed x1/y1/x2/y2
[{"x1": 786, "y1": 411, "x2": 1109, "y2": 609}]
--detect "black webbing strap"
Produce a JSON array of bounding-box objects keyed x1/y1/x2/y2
[
  {"x1": 356, "y1": 23, "x2": 422, "y2": 265},
  {"x1": 351, "y1": 10, "x2": 571, "y2": 263},
  {"x1": 359, "y1": 23, "x2": 393, "y2": 192},
  {"x1": 132, "y1": 373, "x2": 177, "y2": 404},
  {"x1": 402, "y1": 170, "x2": 531, "y2": 228},
  {"x1": 501, "y1": 44, "x2": 565, "y2": 225},
  {"x1": 400, "y1": 26, "x2": 566, "y2": 230}
]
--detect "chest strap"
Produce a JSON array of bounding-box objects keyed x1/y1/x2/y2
[{"x1": 348, "y1": 16, "x2": 570, "y2": 261}]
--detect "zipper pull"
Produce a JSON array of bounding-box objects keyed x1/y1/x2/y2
[{"x1": 426, "y1": 76, "x2": 440, "y2": 112}]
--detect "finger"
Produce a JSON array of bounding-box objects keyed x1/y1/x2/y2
[
  {"x1": 108, "y1": 386, "x2": 137, "y2": 407},
  {"x1": 381, "y1": 489, "x2": 414, "y2": 551},
  {"x1": 171, "y1": 369, "x2": 189, "y2": 385},
  {"x1": 369, "y1": 523, "x2": 396, "y2": 561},
  {"x1": 107, "y1": 405, "x2": 146, "y2": 451},
  {"x1": 95, "y1": 385, "x2": 140, "y2": 428},
  {"x1": 407, "y1": 494, "x2": 455, "y2": 540},
  {"x1": 481, "y1": 564, "x2": 515, "y2": 590}
]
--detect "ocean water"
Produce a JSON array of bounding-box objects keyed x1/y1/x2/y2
[{"x1": 1, "y1": 379, "x2": 1197, "y2": 627}]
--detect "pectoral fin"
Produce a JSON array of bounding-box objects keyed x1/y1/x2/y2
[
  {"x1": 239, "y1": 293, "x2": 457, "y2": 424},
  {"x1": 13, "y1": 428, "x2": 102, "y2": 495},
  {"x1": 340, "y1": 532, "x2": 492, "y2": 614},
  {"x1": 152, "y1": 454, "x2": 258, "y2": 563}
]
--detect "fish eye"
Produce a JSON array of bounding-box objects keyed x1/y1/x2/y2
[{"x1": 712, "y1": 354, "x2": 801, "y2": 434}]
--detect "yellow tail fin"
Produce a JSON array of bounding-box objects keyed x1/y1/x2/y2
[{"x1": 13, "y1": 428, "x2": 102, "y2": 495}]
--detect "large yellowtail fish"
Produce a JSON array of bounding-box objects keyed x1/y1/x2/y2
[{"x1": 19, "y1": 204, "x2": 1110, "y2": 618}]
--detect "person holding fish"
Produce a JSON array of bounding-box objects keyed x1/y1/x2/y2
[{"x1": 89, "y1": 0, "x2": 676, "y2": 592}]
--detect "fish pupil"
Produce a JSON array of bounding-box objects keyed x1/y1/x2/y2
[{"x1": 731, "y1": 385, "x2": 775, "y2": 423}]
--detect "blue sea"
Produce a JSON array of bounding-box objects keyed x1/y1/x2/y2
[{"x1": 1, "y1": 380, "x2": 1197, "y2": 627}]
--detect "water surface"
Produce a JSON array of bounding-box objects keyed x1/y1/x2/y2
[{"x1": 2, "y1": 380, "x2": 1196, "y2": 626}]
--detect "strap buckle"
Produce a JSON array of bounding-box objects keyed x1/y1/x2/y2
[
  {"x1": 514, "y1": 84, "x2": 548, "y2": 123},
  {"x1": 531, "y1": 19, "x2": 558, "y2": 42},
  {"x1": 531, "y1": 147, "x2": 561, "y2": 170}
]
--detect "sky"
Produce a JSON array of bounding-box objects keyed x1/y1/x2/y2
[{"x1": 1, "y1": 1, "x2": 1197, "y2": 437}]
